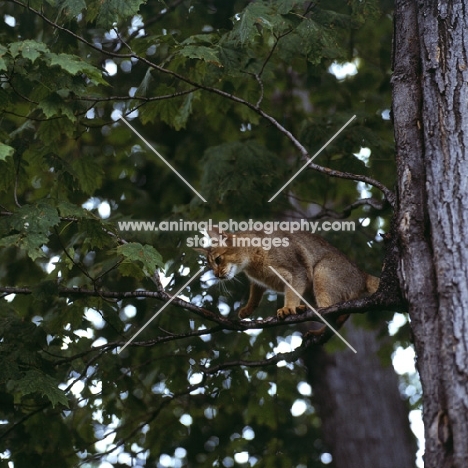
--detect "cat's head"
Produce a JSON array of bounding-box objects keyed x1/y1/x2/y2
[{"x1": 194, "y1": 228, "x2": 248, "y2": 279}]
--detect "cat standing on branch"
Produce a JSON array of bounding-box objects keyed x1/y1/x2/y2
[{"x1": 196, "y1": 227, "x2": 380, "y2": 331}]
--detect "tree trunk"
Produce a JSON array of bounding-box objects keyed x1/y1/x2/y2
[
  {"x1": 393, "y1": 1, "x2": 468, "y2": 467},
  {"x1": 304, "y1": 319, "x2": 416, "y2": 468}
]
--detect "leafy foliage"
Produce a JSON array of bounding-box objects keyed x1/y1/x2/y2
[
  {"x1": 117, "y1": 242, "x2": 164, "y2": 278},
  {"x1": 200, "y1": 140, "x2": 290, "y2": 217},
  {"x1": 0, "y1": 203, "x2": 60, "y2": 259},
  {"x1": 0, "y1": 143, "x2": 14, "y2": 161},
  {"x1": 0, "y1": 0, "x2": 407, "y2": 467}
]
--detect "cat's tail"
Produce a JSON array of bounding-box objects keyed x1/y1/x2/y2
[{"x1": 366, "y1": 275, "x2": 380, "y2": 294}]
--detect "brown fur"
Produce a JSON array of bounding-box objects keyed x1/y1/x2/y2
[{"x1": 196, "y1": 228, "x2": 379, "y2": 324}]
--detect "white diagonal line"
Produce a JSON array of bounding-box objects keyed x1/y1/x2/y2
[
  {"x1": 268, "y1": 266, "x2": 357, "y2": 353},
  {"x1": 268, "y1": 115, "x2": 356, "y2": 202},
  {"x1": 118, "y1": 267, "x2": 205, "y2": 354},
  {"x1": 119, "y1": 116, "x2": 207, "y2": 203}
]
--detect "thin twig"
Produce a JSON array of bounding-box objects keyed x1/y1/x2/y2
[
  {"x1": 254, "y1": 74, "x2": 264, "y2": 107},
  {"x1": 54, "y1": 227, "x2": 95, "y2": 283},
  {"x1": 13, "y1": 154, "x2": 22, "y2": 208},
  {"x1": 259, "y1": 30, "x2": 292, "y2": 77},
  {"x1": 77, "y1": 88, "x2": 197, "y2": 103}
]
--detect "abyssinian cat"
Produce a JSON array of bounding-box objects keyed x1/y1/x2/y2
[{"x1": 196, "y1": 228, "x2": 379, "y2": 324}]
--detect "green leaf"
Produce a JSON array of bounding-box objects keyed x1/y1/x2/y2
[
  {"x1": 0, "y1": 143, "x2": 14, "y2": 161},
  {"x1": 173, "y1": 93, "x2": 195, "y2": 130},
  {"x1": 43, "y1": 300, "x2": 86, "y2": 334},
  {"x1": 0, "y1": 45, "x2": 8, "y2": 71},
  {"x1": 70, "y1": 155, "x2": 104, "y2": 194},
  {"x1": 58, "y1": 0, "x2": 87, "y2": 18},
  {"x1": 276, "y1": 0, "x2": 308, "y2": 15},
  {"x1": 1, "y1": 203, "x2": 60, "y2": 259},
  {"x1": 96, "y1": 0, "x2": 146, "y2": 28},
  {"x1": 118, "y1": 261, "x2": 146, "y2": 279},
  {"x1": 9, "y1": 40, "x2": 49, "y2": 62},
  {"x1": 19, "y1": 233, "x2": 50, "y2": 260},
  {"x1": 37, "y1": 117, "x2": 76, "y2": 144},
  {"x1": 10, "y1": 370, "x2": 69, "y2": 408},
  {"x1": 350, "y1": 0, "x2": 381, "y2": 25},
  {"x1": 0, "y1": 234, "x2": 23, "y2": 249},
  {"x1": 139, "y1": 85, "x2": 182, "y2": 126},
  {"x1": 278, "y1": 18, "x2": 344, "y2": 64},
  {"x1": 200, "y1": 141, "x2": 290, "y2": 216},
  {"x1": 134, "y1": 67, "x2": 154, "y2": 97},
  {"x1": 38, "y1": 93, "x2": 76, "y2": 122},
  {"x1": 80, "y1": 219, "x2": 114, "y2": 249},
  {"x1": 235, "y1": 3, "x2": 274, "y2": 45},
  {"x1": 47, "y1": 53, "x2": 107, "y2": 85},
  {"x1": 179, "y1": 45, "x2": 222, "y2": 67},
  {"x1": 117, "y1": 242, "x2": 164, "y2": 276},
  {"x1": 218, "y1": 42, "x2": 252, "y2": 75},
  {"x1": 8, "y1": 203, "x2": 60, "y2": 236},
  {"x1": 57, "y1": 201, "x2": 95, "y2": 219}
]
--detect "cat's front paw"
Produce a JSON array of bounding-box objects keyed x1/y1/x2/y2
[
  {"x1": 276, "y1": 306, "x2": 297, "y2": 320},
  {"x1": 238, "y1": 306, "x2": 254, "y2": 319}
]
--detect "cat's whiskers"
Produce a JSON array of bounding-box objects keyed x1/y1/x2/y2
[
  {"x1": 229, "y1": 275, "x2": 242, "y2": 285},
  {"x1": 219, "y1": 279, "x2": 233, "y2": 297}
]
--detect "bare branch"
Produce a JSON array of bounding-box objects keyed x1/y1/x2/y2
[
  {"x1": 54, "y1": 227, "x2": 95, "y2": 283},
  {"x1": 287, "y1": 195, "x2": 386, "y2": 219},
  {"x1": 0, "y1": 284, "x2": 405, "y2": 331},
  {"x1": 13, "y1": 154, "x2": 22, "y2": 208},
  {"x1": 77, "y1": 88, "x2": 197, "y2": 103},
  {"x1": 259, "y1": 29, "x2": 293, "y2": 77},
  {"x1": 254, "y1": 73, "x2": 264, "y2": 107}
]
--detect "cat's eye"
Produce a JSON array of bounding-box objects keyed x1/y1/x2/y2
[{"x1": 214, "y1": 256, "x2": 222, "y2": 265}]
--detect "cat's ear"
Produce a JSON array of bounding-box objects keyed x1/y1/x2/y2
[
  {"x1": 193, "y1": 229, "x2": 215, "y2": 255},
  {"x1": 206, "y1": 226, "x2": 222, "y2": 238},
  {"x1": 207, "y1": 226, "x2": 232, "y2": 245}
]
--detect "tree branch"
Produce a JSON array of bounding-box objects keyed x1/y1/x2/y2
[
  {"x1": 0, "y1": 282, "x2": 405, "y2": 331},
  {"x1": 77, "y1": 88, "x2": 198, "y2": 103},
  {"x1": 287, "y1": 195, "x2": 387, "y2": 219}
]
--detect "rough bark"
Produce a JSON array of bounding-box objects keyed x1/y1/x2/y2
[
  {"x1": 393, "y1": 1, "x2": 468, "y2": 467},
  {"x1": 304, "y1": 320, "x2": 417, "y2": 468}
]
